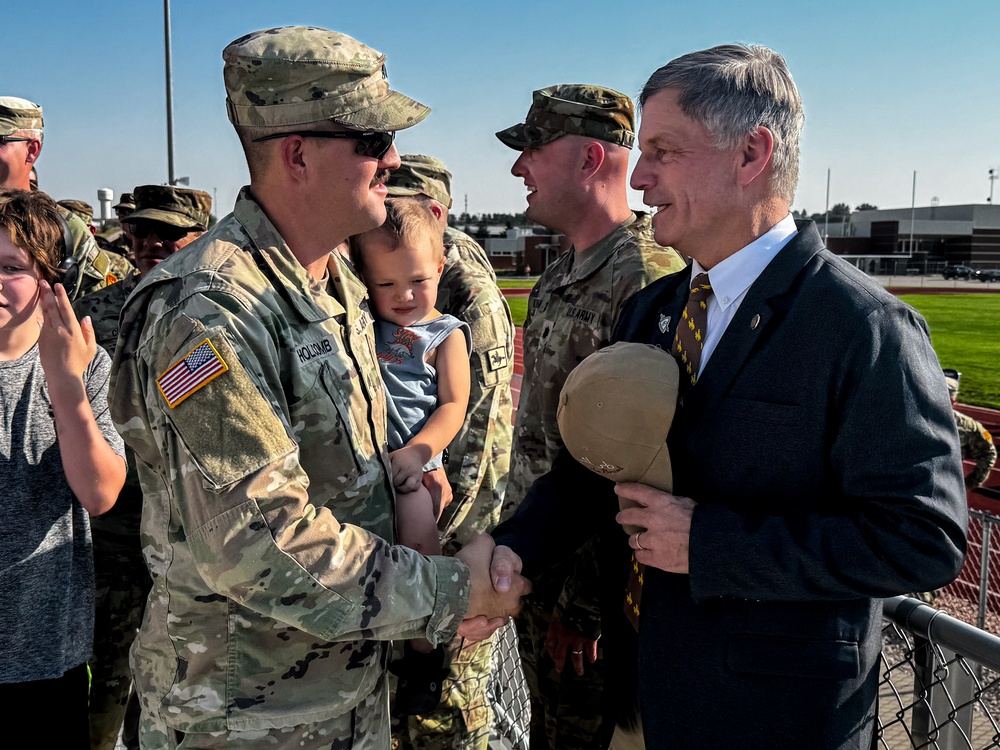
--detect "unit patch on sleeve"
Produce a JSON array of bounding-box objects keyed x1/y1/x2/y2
[{"x1": 157, "y1": 338, "x2": 229, "y2": 408}]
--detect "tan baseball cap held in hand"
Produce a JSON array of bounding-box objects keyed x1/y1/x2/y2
[{"x1": 557, "y1": 342, "x2": 679, "y2": 535}]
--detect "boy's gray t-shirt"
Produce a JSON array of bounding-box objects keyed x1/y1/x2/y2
[{"x1": 0, "y1": 344, "x2": 125, "y2": 683}]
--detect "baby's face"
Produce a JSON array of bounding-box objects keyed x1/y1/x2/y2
[{"x1": 361, "y1": 233, "x2": 444, "y2": 327}]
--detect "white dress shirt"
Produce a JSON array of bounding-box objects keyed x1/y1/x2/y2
[{"x1": 693, "y1": 215, "x2": 798, "y2": 376}]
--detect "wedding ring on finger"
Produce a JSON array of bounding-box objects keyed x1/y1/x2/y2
[
  {"x1": 634, "y1": 532, "x2": 646, "y2": 551},
  {"x1": 571, "y1": 649, "x2": 584, "y2": 655}
]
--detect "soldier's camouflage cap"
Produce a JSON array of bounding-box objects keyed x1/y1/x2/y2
[
  {"x1": 57, "y1": 199, "x2": 94, "y2": 225},
  {"x1": 223, "y1": 26, "x2": 430, "y2": 133},
  {"x1": 496, "y1": 84, "x2": 635, "y2": 151},
  {"x1": 125, "y1": 185, "x2": 212, "y2": 230},
  {"x1": 0, "y1": 96, "x2": 43, "y2": 136},
  {"x1": 386, "y1": 154, "x2": 453, "y2": 209},
  {"x1": 113, "y1": 192, "x2": 136, "y2": 211}
]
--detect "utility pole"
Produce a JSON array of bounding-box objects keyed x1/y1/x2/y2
[
  {"x1": 908, "y1": 171, "x2": 916, "y2": 257},
  {"x1": 823, "y1": 168, "x2": 830, "y2": 241},
  {"x1": 989, "y1": 168, "x2": 997, "y2": 204},
  {"x1": 164, "y1": 0, "x2": 176, "y2": 186}
]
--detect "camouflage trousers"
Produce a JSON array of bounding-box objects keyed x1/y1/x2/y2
[
  {"x1": 394, "y1": 635, "x2": 493, "y2": 750},
  {"x1": 89, "y1": 530, "x2": 151, "y2": 750},
  {"x1": 517, "y1": 600, "x2": 606, "y2": 750},
  {"x1": 138, "y1": 672, "x2": 392, "y2": 749}
]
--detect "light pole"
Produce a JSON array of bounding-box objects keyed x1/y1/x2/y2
[
  {"x1": 164, "y1": 0, "x2": 176, "y2": 186},
  {"x1": 989, "y1": 168, "x2": 997, "y2": 204}
]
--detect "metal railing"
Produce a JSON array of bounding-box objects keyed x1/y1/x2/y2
[{"x1": 879, "y1": 596, "x2": 1000, "y2": 749}]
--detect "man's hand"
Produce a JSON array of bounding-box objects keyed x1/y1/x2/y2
[
  {"x1": 422, "y1": 466, "x2": 453, "y2": 520},
  {"x1": 615, "y1": 483, "x2": 696, "y2": 574},
  {"x1": 487, "y1": 543, "x2": 525, "y2": 594},
  {"x1": 389, "y1": 446, "x2": 426, "y2": 493},
  {"x1": 455, "y1": 534, "x2": 531, "y2": 641},
  {"x1": 37, "y1": 281, "x2": 97, "y2": 393},
  {"x1": 546, "y1": 613, "x2": 598, "y2": 676}
]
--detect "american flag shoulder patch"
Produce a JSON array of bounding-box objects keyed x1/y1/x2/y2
[{"x1": 157, "y1": 338, "x2": 229, "y2": 408}]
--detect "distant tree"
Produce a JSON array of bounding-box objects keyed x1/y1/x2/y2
[
  {"x1": 855, "y1": 203, "x2": 878, "y2": 212},
  {"x1": 830, "y1": 202, "x2": 851, "y2": 218}
]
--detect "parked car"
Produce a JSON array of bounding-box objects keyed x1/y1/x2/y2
[
  {"x1": 943, "y1": 264, "x2": 979, "y2": 280},
  {"x1": 979, "y1": 269, "x2": 1000, "y2": 283}
]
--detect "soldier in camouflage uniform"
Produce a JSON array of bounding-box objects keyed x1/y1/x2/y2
[
  {"x1": 945, "y1": 372, "x2": 997, "y2": 488},
  {"x1": 75, "y1": 184, "x2": 211, "y2": 750},
  {"x1": 0, "y1": 96, "x2": 134, "y2": 300},
  {"x1": 96, "y1": 193, "x2": 135, "y2": 261},
  {"x1": 496, "y1": 84, "x2": 686, "y2": 750},
  {"x1": 109, "y1": 27, "x2": 525, "y2": 750},
  {"x1": 386, "y1": 155, "x2": 516, "y2": 750},
  {"x1": 57, "y1": 198, "x2": 95, "y2": 227}
]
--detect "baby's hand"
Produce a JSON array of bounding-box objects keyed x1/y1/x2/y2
[{"x1": 389, "y1": 446, "x2": 425, "y2": 493}]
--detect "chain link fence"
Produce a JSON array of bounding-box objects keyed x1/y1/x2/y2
[
  {"x1": 488, "y1": 621, "x2": 530, "y2": 750},
  {"x1": 939, "y1": 509, "x2": 1000, "y2": 630},
  {"x1": 879, "y1": 596, "x2": 1000, "y2": 749}
]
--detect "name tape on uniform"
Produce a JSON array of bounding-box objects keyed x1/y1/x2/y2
[{"x1": 157, "y1": 338, "x2": 229, "y2": 408}]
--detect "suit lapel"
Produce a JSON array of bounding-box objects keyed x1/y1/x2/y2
[{"x1": 684, "y1": 222, "x2": 827, "y2": 416}]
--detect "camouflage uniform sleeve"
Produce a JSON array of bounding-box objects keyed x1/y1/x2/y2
[
  {"x1": 957, "y1": 412, "x2": 998, "y2": 488},
  {"x1": 111, "y1": 289, "x2": 470, "y2": 645},
  {"x1": 439, "y1": 264, "x2": 515, "y2": 521}
]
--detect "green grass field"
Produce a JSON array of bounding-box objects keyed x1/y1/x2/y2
[
  {"x1": 507, "y1": 297, "x2": 528, "y2": 327},
  {"x1": 899, "y1": 294, "x2": 1000, "y2": 410}
]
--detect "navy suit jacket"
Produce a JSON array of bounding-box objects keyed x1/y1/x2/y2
[{"x1": 494, "y1": 221, "x2": 968, "y2": 749}]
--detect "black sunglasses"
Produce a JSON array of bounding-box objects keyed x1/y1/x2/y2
[
  {"x1": 128, "y1": 221, "x2": 193, "y2": 243},
  {"x1": 250, "y1": 129, "x2": 395, "y2": 159}
]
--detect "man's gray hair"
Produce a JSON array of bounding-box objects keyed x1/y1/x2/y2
[
  {"x1": 639, "y1": 44, "x2": 803, "y2": 202},
  {"x1": 12, "y1": 128, "x2": 43, "y2": 145}
]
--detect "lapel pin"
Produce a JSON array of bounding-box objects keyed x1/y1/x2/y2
[
  {"x1": 659, "y1": 314, "x2": 671, "y2": 333},
  {"x1": 750, "y1": 314, "x2": 761, "y2": 330}
]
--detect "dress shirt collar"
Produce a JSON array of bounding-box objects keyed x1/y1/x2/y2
[{"x1": 691, "y1": 214, "x2": 797, "y2": 309}]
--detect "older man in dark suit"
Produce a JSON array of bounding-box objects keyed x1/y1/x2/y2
[{"x1": 491, "y1": 44, "x2": 967, "y2": 749}]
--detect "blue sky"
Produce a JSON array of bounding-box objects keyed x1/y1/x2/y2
[{"x1": 3, "y1": 1, "x2": 998, "y2": 221}]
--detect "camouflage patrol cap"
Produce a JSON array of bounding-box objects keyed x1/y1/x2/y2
[
  {"x1": 223, "y1": 26, "x2": 429, "y2": 133},
  {"x1": 0, "y1": 96, "x2": 43, "y2": 136},
  {"x1": 113, "y1": 192, "x2": 136, "y2": 211},
  {"x1": 386, "y1": 154, "x2": 453, "y2": 209},
  {"x1": 57, "y1": 199, "x2": 94, "y2": 225},
  {"x1": 496, "y1": 84, "x2": 635, "y2": 150},
  {"x1": 557, "y1": 342, "x2": 677, "y2": 536},
  {"x1": 125, "y1": 185, "x2": 212, "y2": 230}
]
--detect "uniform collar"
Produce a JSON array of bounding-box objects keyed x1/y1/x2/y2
[
  {"x1": 559, "y1": 211, "x2": 642, "y2": 286},
  {"x1": 232, "y1": 187, "x2": 352, "y2": 322}
]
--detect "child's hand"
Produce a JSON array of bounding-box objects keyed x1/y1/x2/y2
[
  {"x1": 390, "y1": 446, "x2": 426, "y2": 493},
  {"x1": 37, "y1": 280, "x2": 97, "y2": 392}
]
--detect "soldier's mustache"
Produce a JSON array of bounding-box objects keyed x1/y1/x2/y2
[{"x1": 371, "y1": 170, "x2": 391, "y2": 188}]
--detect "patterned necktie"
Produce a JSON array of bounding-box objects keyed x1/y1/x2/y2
[
  {"x1": 673, "y1": 273, "x2": 713, "y2": 387},
  {"x1": 625, "y1": 273, "x2": 713, "y2": 631}
]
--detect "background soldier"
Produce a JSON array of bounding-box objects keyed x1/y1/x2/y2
[
  {"x1": 74, "y1": 184, "x2": 211, "y2": 750},
  {"x1": 386, "y1": 155, "x2": 516, "y2": 750},
  {"x1": 109, "y1": 26, "x2": 524, "y2": 749},
  {"x1": 0, "y1": 95, "x2": 133, "y2": 299},
  {"x1": 103, "y1": 191, "x2": 137, "y2": 257},
  {"x1": 945, "y1": 370, "x2": 997, "y2": 488},
  {"x1": 495, "y1": 84, "x2": 685, "y2": 749},
  {"x1": 57, "y1": 198, "x2": 95, "y2": 231}
]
